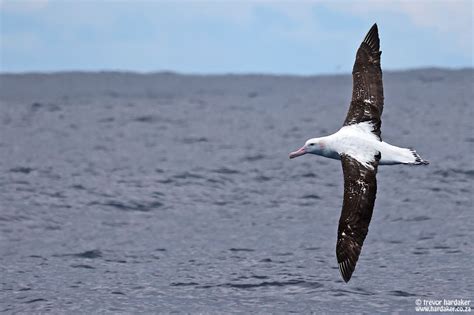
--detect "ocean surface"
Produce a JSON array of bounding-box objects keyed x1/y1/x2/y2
[{"x1": 0, "y1": 69, "x2": 473, "y2": 313}]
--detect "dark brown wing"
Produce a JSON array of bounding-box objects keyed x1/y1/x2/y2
[
  {"x1": 336, "y1": 153, "x2": 380, "y2": 283},
  {"x1": 344, "y1": 23, "x2": 384, "y2": 139}
]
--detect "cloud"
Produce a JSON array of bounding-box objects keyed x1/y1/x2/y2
[
  {"x1": 0, "y1": 0, "x2": 50, "y2": 12},
  {"x1": 326, "y1": 0, "x2": 473, "y2": 51},
  {"x1": 1, "y1": 0, "x2": 472, "y2": 72}
]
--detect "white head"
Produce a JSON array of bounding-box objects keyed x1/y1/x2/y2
[{"x1": 289, "y1": 138, "x2": 326, "y2": 159}]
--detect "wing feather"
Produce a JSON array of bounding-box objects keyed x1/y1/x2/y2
[
  {"x1": 336, "y1": 153, "x2": 380, "y2": 282},
  {"x1": 344, "y1": 23, "x2": 384, "y2": 139}
]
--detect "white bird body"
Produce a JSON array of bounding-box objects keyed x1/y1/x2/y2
[{"x1": 304, "y1": 121, "x2": 426, "y2": 169}]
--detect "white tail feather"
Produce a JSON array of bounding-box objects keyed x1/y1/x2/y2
[{"x1": 379, "y1": 143, "x2": 429, "y2": 165}]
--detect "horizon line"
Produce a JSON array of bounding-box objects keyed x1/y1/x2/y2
[{"x1": 0, "y1": 66, "x2": 472, "y2": 77}]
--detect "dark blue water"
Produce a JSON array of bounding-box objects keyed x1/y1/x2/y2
[{"x1": 0, "y1": 69, "x2": 472, "y2": 313}]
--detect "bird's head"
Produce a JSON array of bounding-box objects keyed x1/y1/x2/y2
[{"x1": 289, "y1": 138, "x2": 324, "y2": 159}]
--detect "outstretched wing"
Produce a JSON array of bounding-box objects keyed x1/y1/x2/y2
[
  {"x1": 344, "y1": 23, "x2": 384, "y2": 139},
  {"x1": 336, "y1": 153, "x2": 380, "y2": 283}
]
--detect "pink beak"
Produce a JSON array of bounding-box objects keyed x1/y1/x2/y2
[{"x1": 289, "y1": 146, "x2": 306, "y2": 159}]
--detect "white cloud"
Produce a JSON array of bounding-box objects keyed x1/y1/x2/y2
[
  {"x1": 0, "y1": 0, "x2": 50, "y2": 12},
  {"x1": 326, "y1": 0, "x2": 473, "y2": 51},
  {"x1": 1, "y1": 0, "x2": 471, "y2": 72}
]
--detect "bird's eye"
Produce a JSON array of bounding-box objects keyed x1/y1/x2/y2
[{"x1": 309, "y1": 143, "x2": 315, "y2": 146}]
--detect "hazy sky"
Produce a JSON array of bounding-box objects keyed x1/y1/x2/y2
[{"x1": 1, "y1": 0, "x2": 472, "y2": 74}]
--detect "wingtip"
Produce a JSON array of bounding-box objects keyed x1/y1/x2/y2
[
  {"x1": 338, "y1": 260, "x2": 354, "y2": 283},
  {"x1": 341, "y1": 273, "x2": 351, "y2": 283},
  {"x1": 363, "y1": 23, "x2": 380, "y2": 52},
  {"x1": 367, "y1": 23, "x2": 379, "y2": 37},
  {"x1": 369, "y1": 23, "x2": 378, "y2": 33}
]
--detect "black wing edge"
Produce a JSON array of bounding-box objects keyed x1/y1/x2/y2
[
  {"x1": 336, "y1": 153, "x2": 380, "y2": 283},
  {"x1": 363, "y1": 23, "x2": 380, "y2": 54}
]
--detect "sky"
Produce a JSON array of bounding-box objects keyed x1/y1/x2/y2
[{"x1": 0, "y1": 0, "x2": 472, "y2": 74}]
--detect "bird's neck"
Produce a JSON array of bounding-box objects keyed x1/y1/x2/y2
[{"x1": 313, "y1": 136, "x2": 340, "y2": 160}]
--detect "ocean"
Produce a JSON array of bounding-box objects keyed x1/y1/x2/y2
[{"x1": 0, "y1": 69, "x2": 472, "y2": 313}]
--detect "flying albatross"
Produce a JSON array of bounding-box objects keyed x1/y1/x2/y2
[{"x1": 289, "y1": 23, "x2": 428, "y2": 283}]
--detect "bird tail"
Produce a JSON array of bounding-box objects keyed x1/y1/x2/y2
[
  {"x1": 408, "y1": 149, "x2": 429, "y2": 165},
  {"x1": 380, "y1": 145, "x2": 429, "y2": 165}
]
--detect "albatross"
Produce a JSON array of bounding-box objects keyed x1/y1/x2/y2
[{"x1": 289, "y1": 23, "x2": 428, "y2": 283}]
